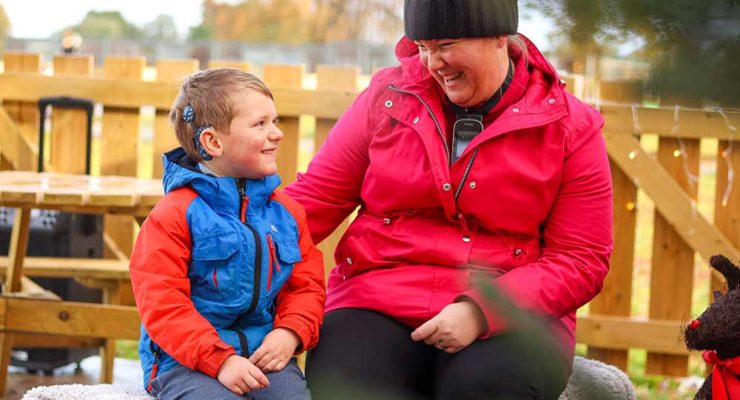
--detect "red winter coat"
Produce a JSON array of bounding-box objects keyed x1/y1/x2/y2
[{"x1": 285, "y1": 35, "x2": 612, "y2": 356}]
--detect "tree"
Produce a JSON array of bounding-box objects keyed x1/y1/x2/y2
[
  {"x1": 73, "y1": 10, "x2": 143, "y2": 39},
  {"x1": 0, "y1": 2, "x2": 9, "y2": 55},
  {"x1": 526, "y1": 0, "x2": 740, "y2": 105},
  {"x1": 143, "y1": 14, "x2": 179, "y2": 41},
  {"x1": 192, "y1": 0, "x2": 403, "y2": 44},
  {"x1": 308, "y1": 0, "x2": 402, "y2": 44}
]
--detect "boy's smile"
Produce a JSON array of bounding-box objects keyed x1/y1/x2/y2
[{"x1": 209, "y1": 91, "x2": 283, "y2": 179}]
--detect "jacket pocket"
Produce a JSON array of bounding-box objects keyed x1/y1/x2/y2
[
  {"x1": 266, "y1": 230, "x2": 302, "y2": 295},
  {"x1": 190, "y1": 231, "x2": 240, "y2": 300}
]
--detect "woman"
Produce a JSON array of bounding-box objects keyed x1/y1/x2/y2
[{"x1": 285, "y1": 0, "x2": 613, "y2": 398}]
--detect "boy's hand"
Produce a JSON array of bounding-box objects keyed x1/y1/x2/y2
[
  {"x1": 217, "y1": 354, "x2": 270, "y2": 395},
  {"x1": 249, "y1": 328, "x2": 300, "y2": 372}
]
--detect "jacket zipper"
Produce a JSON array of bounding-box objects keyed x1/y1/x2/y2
[
  {"x1": 146, "y1": 342, "x2": 161, "y2": 392},
  {"x1": 454, "y1": 147, "x2": 478, "y2": 201},
  {"x1": 388, "y1": 84, "x2": 478, "y2": 202},
  {"x1": 237, "y1": 178, "x2": 262, "y2": 315},
  {"x1": 236, "y1": 331, "x2": 250, "y2": 357},
  {"x1": 266, "y1": 234, "x2": 280, "y2": 291}
]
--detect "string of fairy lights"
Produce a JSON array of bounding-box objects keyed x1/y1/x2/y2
[{"x1": 628, "y1": 103, "x2": 736, "y2": 210}]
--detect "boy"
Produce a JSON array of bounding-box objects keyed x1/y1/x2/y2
[{"x1": 130, "y1": 68, "x2": 325, "y2": 399}]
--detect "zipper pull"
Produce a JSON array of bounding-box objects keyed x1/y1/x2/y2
[{"x1": 237, "y1": 179, "x2": 248, "y2": 223}]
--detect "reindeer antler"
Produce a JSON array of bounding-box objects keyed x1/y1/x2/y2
[{"x1": 709, "y1": 255, "x2": 740, "y2": 291}]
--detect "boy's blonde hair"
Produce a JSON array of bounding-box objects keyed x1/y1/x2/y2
[{"x1": 169, "y1": 68, "x2": 273, "y2": 161}]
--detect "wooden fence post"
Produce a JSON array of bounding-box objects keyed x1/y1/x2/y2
[
  {"x1": 646, "y1": 103, "x2": 700, "y2": 376},
  {"x1": 263, "y1": 64, "x2": 304, "y2": 187},
  {"x1": 1, "y1": 53, "x2": 42, "y2": 171},
  {"x1": 101, "y1": 56, "x2": 145, "y2": 258},
  {"x1": 97, "y1": 56, "x2": 144, "y2": 383},
  {"x1": 587, "y1": 159, "x2": 636, "y2": 371},
  {"x1": 314, "y1": 65, "x2": 358, "y2": 277},
  {"x1": 714, "y1": 138, "x2": 739, "y2": 294},
  {"x1": 50, "y1": 55, "x2": 94, "y2": 174},
  {"x1": 152, "y1": 59, "x2": 200, "y2": 179}
]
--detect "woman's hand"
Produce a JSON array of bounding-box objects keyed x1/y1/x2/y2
[
  {"x1": 249, "y1": 328, "x2": 300, "y2": 372},
  {"x1": 410, "y1": 300, "x2": 487, "y2": 353}
]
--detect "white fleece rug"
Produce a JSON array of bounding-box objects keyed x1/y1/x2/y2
[{"x1": 22, "y1": 384, "x2": 153, "y2": 400}]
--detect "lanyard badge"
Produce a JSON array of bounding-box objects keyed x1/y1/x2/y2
[{"x1": 452, "y1": 114, "x2": 484, "y2": 163}]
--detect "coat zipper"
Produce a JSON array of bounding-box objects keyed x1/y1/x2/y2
[
  {"x1": 237, "y1": 178, "x2": 262, "y2": 315},
  {"x1": 146, "y1": 342, "x2": 161, "y2": 392},
  {"x1": 454, "y1": 147, "x2": 478, "y2": 201},
  {"x1": 266, "y1": 234, "x2": 280, "y2": 291},
  {"x1": 388, "y1": 84, "x2": 477, "y2": 202}
]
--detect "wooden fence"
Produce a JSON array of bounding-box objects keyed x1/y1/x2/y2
[{"x1": 0, "y1": 52, "x2": 738, "y2": 378}]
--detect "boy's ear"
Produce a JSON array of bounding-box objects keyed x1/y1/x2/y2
[{"x1": 199, "y1": 128, "x2": 224, "y2": 158}]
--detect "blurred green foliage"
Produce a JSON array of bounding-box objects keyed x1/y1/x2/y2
[
  {"x1": 72, "y1": 10, "x2": 143, "y2": 39},
  {"x1": 525, "y1": 0, "x2": 740, "y2": 106}
]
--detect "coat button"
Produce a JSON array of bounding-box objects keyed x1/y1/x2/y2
[
  {"x1": 469, "y1": 181, "x2": 476, "y2": 189},
  {"x1": 514, "y1": 248, "x2": 524, "y2": 256},
  {"x1": 413, "y1": 116, "x2": 420, "y2": 124},
  {"x1": 462, "y1": 235, "x2": 471, "y2": 243},
  {"x1": 346, "y1": 257, "x2": 353, "y2": 265},
  {"x1": 384, "y1": 100, "x2": 393, "y2": 108},
  {"x1": 512, "y1": 108, "x2": 520, "y2": 113},
  {"x1": 442, "y1": 183, "x2": 451, "y2": 191},
  {"x1": 383, "y1": 218, "x2": 391, "y2": 225},
  {"x1": 548, "y1": 98, "x2": 556, "y2": 104}
]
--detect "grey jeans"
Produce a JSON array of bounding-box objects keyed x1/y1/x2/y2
[{"x1": 150, "y1": 359, "x2": 311, "y2": 400}]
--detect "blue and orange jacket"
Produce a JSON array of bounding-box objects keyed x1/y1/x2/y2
[{"x1": 130, "y1": 148, "x2": 325, "y2": 390}]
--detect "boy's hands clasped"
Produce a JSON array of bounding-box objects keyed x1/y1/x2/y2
[
  {"x1": 250, "y1": 328, "x2": 301, "y2": 372},
  {"x1": 217, "y1": 328, "x2": 300, "y2": 395},
  {"x1": 217, "y1": 354, "x2": 270, "y2": 395}
]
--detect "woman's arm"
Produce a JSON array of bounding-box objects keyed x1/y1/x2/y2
[{"x1": 283, "y1": 87, "x2": 376, "y2": 243}]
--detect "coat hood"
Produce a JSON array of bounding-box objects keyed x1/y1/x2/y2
[{"x1": 162, "y1": 147, "x2": 281, "y2": 214}]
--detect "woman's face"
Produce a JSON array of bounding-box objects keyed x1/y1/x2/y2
[{"x1": 416, "y1": 36, "x2": 509, "y2": 108}]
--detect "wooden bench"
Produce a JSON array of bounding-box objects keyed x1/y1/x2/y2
[{"x1": 0, "y1": 171, "x2": 161, "y2": 398}]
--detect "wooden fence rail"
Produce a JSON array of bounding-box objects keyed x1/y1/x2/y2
[{"x1": 1, "y1": 52, "x2": 738, "y2": 378}]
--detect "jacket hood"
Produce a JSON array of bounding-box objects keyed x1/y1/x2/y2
[
  {"x1": 393, "y1": 33, "x2": 561, "y2": 94},
  {"x1": 162, "y1": 147, "x2": 281, "y2": 214}
]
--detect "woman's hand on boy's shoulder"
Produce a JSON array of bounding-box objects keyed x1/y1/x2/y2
[
  {"x1": 217, "y1": 354, "x2": 270, "y2": 395},
  {"x1": 249, "y1": 328, "x2": 300, "y2": 372}
]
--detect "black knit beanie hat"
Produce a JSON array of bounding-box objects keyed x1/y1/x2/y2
[{"x1": 404, "y1": 0, "x2": 519, "y2": 40}]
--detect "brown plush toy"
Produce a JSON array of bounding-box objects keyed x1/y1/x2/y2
[{"x1": 684, "y1": 255, "x2": 740, "y2": 400}]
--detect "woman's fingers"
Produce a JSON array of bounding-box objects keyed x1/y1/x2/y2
[{"x1": 411, "y1": 319, "x2": 438, "y2": 342}]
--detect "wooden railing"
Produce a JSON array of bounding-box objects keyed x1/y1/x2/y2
[{"x1": 1, "y1": 52, "x2": 738, "y2": 378}]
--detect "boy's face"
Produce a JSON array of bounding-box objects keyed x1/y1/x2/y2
[{"x1": 213, "y1": 91, "x2": 282, "y2": 179}]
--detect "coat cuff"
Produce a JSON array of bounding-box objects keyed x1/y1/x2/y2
[
  {"x1": 457, "y1": 291, "x2": 508, "y2": 339},
  {"x1": 196, "y1": 342, "x2": 236, "y2": 378},
  {"x1": 275, "y1": 316, "x2": 313, "y2": 354}
]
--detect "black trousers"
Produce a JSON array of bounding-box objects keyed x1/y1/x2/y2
[{"x1": 306, "y1": 309, "x2": 570, "y2": 400}]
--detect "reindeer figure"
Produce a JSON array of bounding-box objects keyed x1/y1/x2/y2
[{"x1": 684, "y1": 255, "x2": 740, "y2": 400}]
